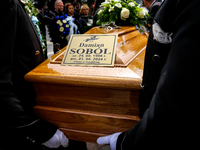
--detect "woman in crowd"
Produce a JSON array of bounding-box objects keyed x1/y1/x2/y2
[
  {"x1": 65, "y1": 3, "x2": 81, "y2": 32},
  {"x1": 79, "y1": 4, "x2": 93, "y2": 34}
]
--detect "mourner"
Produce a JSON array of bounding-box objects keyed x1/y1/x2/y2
[
  {"x1": 48, "y1": 0, "x2": 67, "y2": 54},
  {"x1": 0, "y1": 0, "x2": 69, "y2": 149},
  {"x1": 79, "y1": 4, "x2": 93, "y2": 34},
  {"x1": 65, "y1": 3, "x2": 81, "y2": 32},
  {"x1": 143, "y1": 0, "x2": 162, "y2": 26},
  {"x1": 98, "y1": 0, "x2": 200, "y2": 149}
]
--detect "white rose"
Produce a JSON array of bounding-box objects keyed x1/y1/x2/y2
[
  {"x1": 59, "y1": 22, "x2": 63, "y2": 26},
  {"x1": 128, "y1": 2, "x2": 135, "y2": 7},
  {"x1": 62, "y1": 20, "x2": 67, "y2": 23},
  {"x1": 121, "y1": 8, "x2": 130, "y2": 21},
  {"x1": 59, "y1": 27, "x2": 64, "y2": 32},
  {"x1": 115, "y1": 3, "x2": 122, "y2": 8},
  {"x1": 138, "y1": 8, "x2": 148, "y2": 18},
  {"x1": 56, "y1": 20, "x2": 61, "y2": 24}
]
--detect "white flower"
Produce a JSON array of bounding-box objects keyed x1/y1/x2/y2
[
  {"x1": 114, "y1": 0, "x2": 121, "y2": 2},
  {"x1": 59, "y1": 27, "x2": 64, "y2": 32},
  {"x1": 97, "y1": 9, "x2": 103, "y2": 15},
  {"x1": 121, "y1": 8, "x2": 130, "y2": 21},
  {"x1": 128, "y1": 2, "x2": 135, "y2": 7},
  {"x1": 109, "y1": 5, "x2": 115, "y2": 12},
  {"x1": 115, "y1": 3, "x2": 122, "y2": 8},
  {"x1": 56, "y1": 20, "x2": 61, "y2": 24},
  {"x1": 62, "y1": 20, "x2": 67, "y2": 23},
  {"x1": 21, "y1": 0, "x2": 28, "y2": 4},
  {"x1": 101, "y1": 2, "x2": 109, "y2": 6},
  {"x1": 138, "y1": 8, "x2": 148, "y2": 18}
]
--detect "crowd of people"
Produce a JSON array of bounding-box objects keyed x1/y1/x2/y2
[
  {"x1": 35, "y1": 0, "x2": 163, "y2": 57},
  {"x1": 35, "y1": 0, "x2": 95, "y2": 55}
]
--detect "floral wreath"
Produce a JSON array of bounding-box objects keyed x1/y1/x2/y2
[
  {"x1": 21, "y1": 0, "x2": 46, "y2": 53},
  {"x1": 55, "y1": 14, "x2": 70, "y2": 41},
  {"x1": 97, "y1": 0, "x2": 149, "y2": 32}
]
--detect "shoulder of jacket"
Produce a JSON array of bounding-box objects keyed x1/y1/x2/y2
[{"x1": 1, "y1": 0, "x2": 19, "y2": 12}]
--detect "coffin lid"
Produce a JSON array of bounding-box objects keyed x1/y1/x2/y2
[{"x1": 25, "y1": 26, "x2": 148, "y2": 90}]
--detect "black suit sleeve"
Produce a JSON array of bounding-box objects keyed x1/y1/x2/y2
[
  {"x1": 116, "y1": 1, "x2": 200, "y2": 149},
  {"x1": 0, "y1": 0, "x2": 57, "y2": 144}
]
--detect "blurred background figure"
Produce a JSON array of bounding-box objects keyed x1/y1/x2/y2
[
  {"x1": 79, "y1": 4, "x2": 93, "y2": 33},
  {"x1": 73, "y1": 0, "x2": 83, "y2": 15},
  {"x1": 48, "y1": 0, "x2": 66, "y2": 54},
  {"x1": 143, "y1": 0, "x2": 162, "y2": 26},
  {"x1": 65, "y1": 3, "x2": 81, "y2": 32}
]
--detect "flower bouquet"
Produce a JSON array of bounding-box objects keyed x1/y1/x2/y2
[
  {"x1": 55, "y1": 15, "x2": 70, "y2": 41},
  {"x1": 97, "y1": 0, "x2": 149, "y2": 32},
  {"x1": 55, "y1": 15, "x2": 79, "y2": 43}
]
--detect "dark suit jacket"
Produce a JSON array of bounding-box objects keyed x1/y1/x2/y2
[
  {"x1": 148, "y1": 1, "x2": 162, "y2": 25},
  {"x1": 0, "y1": 0, "x2": 56, "y2": 149},
  {"x1": 117, "y1": 0, "x2": 200, "y2": 149}
]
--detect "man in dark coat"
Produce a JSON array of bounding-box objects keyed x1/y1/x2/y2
[
  {"x1": 97, "y1": 0, "x2": 200, "y2": 149},
  {"x1": 0, "y1": 0, "x2": 69, "y2": 149},
  {"x1": 48, "y1": 0, "x2": 67, "y2": 54}
]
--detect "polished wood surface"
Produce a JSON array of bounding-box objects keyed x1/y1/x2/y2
[{"x1": 25, "y1": 26, "x2": 148, "y2": 143}]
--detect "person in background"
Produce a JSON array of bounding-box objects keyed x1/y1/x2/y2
[
  {"x1": 97, "y1": 0, "x2": 200, "y2": 149},
  {"x1": 79, "y1": 4, "x2": 93, "y2": 34},
  {"x1": 73, "y1": 0, "x2": 83, "y2": 15},
  {"x1": 0, "y1": 0, "x2": 69, "y2": 149},
  {"x1": 48, "y1": 0, "x2": 66, "y2": 54},
  {"x1": 143, "y1": 0, "x2": 162, "y2": 26},
  {"x1": 65, "y1": 3, "x2": 81, "y2": 32},
  {"x1": 48, "y1": 0, "x2": 57, "y2": 11}
]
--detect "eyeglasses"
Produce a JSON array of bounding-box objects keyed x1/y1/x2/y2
[{"x1": 57, "y1": 5, "x2": 64, "y2": 7}]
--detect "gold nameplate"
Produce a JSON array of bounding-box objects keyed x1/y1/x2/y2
[{"x1": 61, "y1": 34, "x2": 117, "y2": 67}]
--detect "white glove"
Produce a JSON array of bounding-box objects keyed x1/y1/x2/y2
[
  {"x1": 42, "y1": 129, "x2": 69, "y2": 148},
  {"x1": 97, "y1": 132, "x2": 122, "y2": 150}
]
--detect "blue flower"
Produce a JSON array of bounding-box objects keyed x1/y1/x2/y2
[
  {"x1": 65, "y1": 28, "x2": 69, "y2": 32},
  {"x1": 60, "y1": 16, "x2": 64, "y2": 19},
  {"x1": 55, "y1": 16, "x2": 59, "y2": 20},
  {"x1": 65, "y1": 14, "x2": 68, "y2": 18}
]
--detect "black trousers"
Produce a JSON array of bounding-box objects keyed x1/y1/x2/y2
[{"x1": 1, "y1": 139, "x2": 87, "y2": 150}]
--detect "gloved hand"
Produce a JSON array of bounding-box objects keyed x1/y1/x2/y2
[
  {"x1": 42, "y1": 129, "x2": 69, "y2": 148},
  {"x1": 97, "y1": 132, "x2": 122, "y2": 150}
]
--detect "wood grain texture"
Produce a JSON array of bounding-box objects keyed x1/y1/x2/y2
[
  {"x1": 24, "y1": 26, "x2": 148, "y2": 142},
  {"x1": 34, "y1": 106, "x2": 140, "y2": 143}
]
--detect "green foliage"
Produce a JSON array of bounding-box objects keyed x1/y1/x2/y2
[{"x1": 97, "y1": 0, "x2": 150, "y2": 31}]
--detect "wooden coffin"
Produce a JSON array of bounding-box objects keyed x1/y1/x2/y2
[{"x1": 24, "y1": 26, "x2": 148, "y2": 143}]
